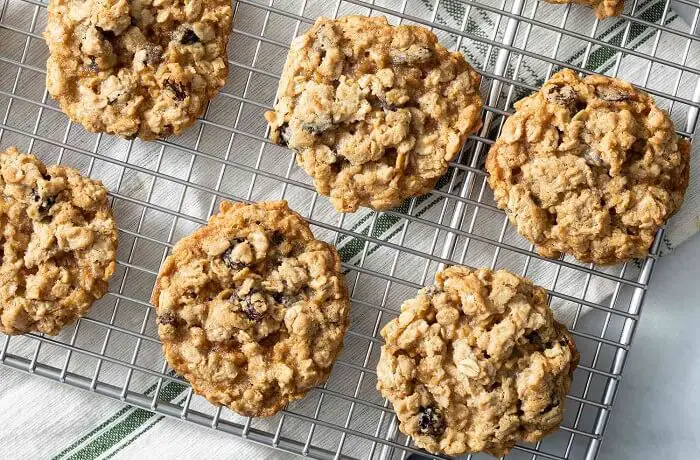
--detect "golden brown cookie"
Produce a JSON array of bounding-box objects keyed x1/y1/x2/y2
[
  {"x1": 151, "y1": 201, "x2": 350, "y2": 417},
  {"x1": 0, "y1": 147, "x2": 118, "y2": 335},
  {"x1": 545, "y1": 0, "x2": 623, "y2": 19},
  {"x1": 44, "y1": 0, "x2": 232, "y2": 140},
  {"x1": 377, "y1": 266, "x2": 579, "y2": 456},
  {"x1": 265, "y1": 16, "x2": 483, "y2": 212},
  {"x1": 486, "y1": 69, "x2": 690, "y2": 264}
]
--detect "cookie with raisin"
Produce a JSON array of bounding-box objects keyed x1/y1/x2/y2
[
  {"x1": 265, "y1": 16, "x2": 483, "y2": 212},
  {"x1": 377, "y1": 266, "x2": 578, "y2": 456},
  {"x1": 151, "y1": 201, "x2": 350, "y2": 416},
  {"x1": 44, "y1": 0, "x2": 232, "y2": 140},
  {"x1": 0, "y1": 147, "x2": 118, "y2": 335},
  {"x1": 486, "y1": 69, "x2": 690, "y2": 264}
]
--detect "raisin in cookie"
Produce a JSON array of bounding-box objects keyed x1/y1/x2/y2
[
  {"x1": 151, "y1": 201, "x2": 350, "y2": 416},
  {"x1": 544, "y1": 0, "x2": 623, "y2": 19},
  {"x1": 377, "y1": 266, "x2": 579, "y2": 456},
  {"x1": 0, "y1": 147, "x2": 118, "y2": 336},
  {"x1": 44, "y1": 0, "x2": 232, "y2": 140},
  {"x1": 264, "y1": 16, "x2": 483, "y2": 212},
  {"x1": 486, "y1": 70, "x2": 690, "y2": 264}
]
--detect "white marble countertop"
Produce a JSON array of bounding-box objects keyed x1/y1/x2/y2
[{"x1": 598, "y1": 233, "x2": 700, "y2": 458}]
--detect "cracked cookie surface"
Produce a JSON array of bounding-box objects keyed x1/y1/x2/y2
[
  {"x1": 151, "y1": 201, "x2": 350, "y2": 416},
  {"x1": 45, "y1": 0, "x2": 232, "y2": 140},
  {"x1": 265, "y1": 16, "x2": 483, "y2": 212},
  {"x1": 0, "y1": 147, "x2": 118, "y2": 336},
  {"x1": 377, "y1": 266, "x2": 579, "y2": 456},
  {"x1": 486, "y1": 69, "x2": 690, "y2": 264},
  {"x1": 544, "y1": 0, "x2": 623, "y2": 19}
]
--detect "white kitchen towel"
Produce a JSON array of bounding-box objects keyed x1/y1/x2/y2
[{"x1": 0, "y1": 0, "x2": 698, "y2": 458}]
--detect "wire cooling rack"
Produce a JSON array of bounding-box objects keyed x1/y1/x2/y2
[{"x1": 1, "y1": 0, "x2": 699, "y2": 458}]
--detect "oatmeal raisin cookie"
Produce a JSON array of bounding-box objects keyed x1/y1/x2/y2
[
  {"x1": 486, "y1": 69, "x2": 690, "y2": 264},
  {"x1": 0, "y1": 147, "x2": 118, "y2": 335},
  {"x1": 151, "y1": 201, "x2": 350, "y2": 416},
  {"x1": 265, "y1": 16, "x2": 483, "y2": 212},
  {"x1": 377, "y1": 266, "x2": 579, "y2": 456},
  {"x1": 45, "y1": 0, "x2": 232, "y2": 140}
]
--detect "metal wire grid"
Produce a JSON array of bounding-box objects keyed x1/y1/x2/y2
[{"x1": 0, "y1": 0, "x2": 698, "y2": 457}]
